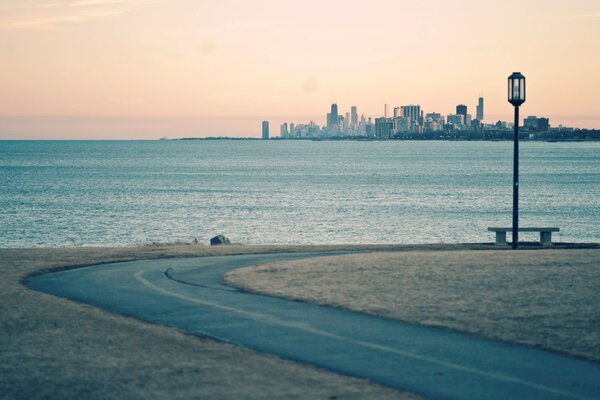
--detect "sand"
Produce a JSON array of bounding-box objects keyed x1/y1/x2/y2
[
  {"x1": 226, "y1": 248, "x2": 600, "y2": 363},
  {"x1": 1, "y1": 245, "x2": 426, "y2": 400}
]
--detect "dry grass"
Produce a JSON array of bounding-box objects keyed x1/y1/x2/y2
[
  {"x1": 0, "y1": 245, "x2": 425, "y2": 400},
  {"x1": 226, "y1": 249, "x2": 600, "y2": 362}
]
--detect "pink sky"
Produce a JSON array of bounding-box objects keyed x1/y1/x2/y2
[{"x1": 1, "y1": 0, "x2": 599, "y2": 138}]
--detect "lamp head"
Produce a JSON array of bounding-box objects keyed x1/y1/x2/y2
[{"x1": 508, "y1": 72, "x2": 526, "y2": 106}]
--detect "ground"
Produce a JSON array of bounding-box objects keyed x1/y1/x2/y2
[
  {"x1": 226, "y1": 248, "x2": 600, "y2": 362},
  {"x1": 3, "y1": 243, "x2": 598, "y2": 399},
  {"x1": 1, "y1": 245, "x2": 425, "y2": 400}
]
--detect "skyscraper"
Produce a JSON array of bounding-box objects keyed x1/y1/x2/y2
[
  {"x1": 280, "y1": 122, "x2": 288, "y2": 138},
  {"x1": 351, "y1": 106, "x2": 358, "y2": 128},
  {"x1": 456, "y1": 104, "x2": 467, "y2": 123},
  {"x1": 262, "y1": 121, "x2": 269, "y2": 140},
  {"x1": 401, "y1": 105, "x2": 421, "y2": 125},
  {"x1": 476, "y1": 97, "x2": 484, "y2": 122},
  {"x1": 344, "y1": 112, "x2": 350, "y2": 132},
  {"x1": 327, "y1": 103, "x2": 339, "y2": 129}
]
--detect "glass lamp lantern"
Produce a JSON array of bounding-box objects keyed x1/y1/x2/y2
[{"x1": 508, "y1": 72, "x2": 526, "y2": 106}]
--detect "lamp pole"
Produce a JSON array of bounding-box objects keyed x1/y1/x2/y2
[
  {"x1": 512, "y1": 105, "x2": 519, "y2": 249},
  {"x1": 508, "y1": 72, "x2": 525, "y2": 249}
]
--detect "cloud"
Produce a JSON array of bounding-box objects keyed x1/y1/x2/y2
[{"x1": 0, "y1": 0, "x2": 153, "y2": 30}]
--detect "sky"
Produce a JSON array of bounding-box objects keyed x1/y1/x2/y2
[{"x1": 0, "y1": 0, "x2": 599, "y2": 139}]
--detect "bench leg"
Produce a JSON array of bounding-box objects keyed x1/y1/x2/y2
[
  {"x1": 495, "y1": 231, "x2": 507, "y2": 246},
  {"x1": 540, "y1": 232, "x2": 553, "y2": 247}
]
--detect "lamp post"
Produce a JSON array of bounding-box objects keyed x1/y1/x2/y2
[{"x1": 508, "y1": 72, "x2": 526, "y2": 249}]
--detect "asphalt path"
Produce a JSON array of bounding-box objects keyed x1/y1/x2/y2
[{"x1": 28, "y1": 252, "x2": 600, "y2": 400}]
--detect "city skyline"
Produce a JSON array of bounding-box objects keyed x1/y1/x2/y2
[
  {"x1": 274, "y1": 95, "x2": 587, "y2": 140},
  {"x1": 1, "y1": 0, "x2": 599, "y2": 138}
]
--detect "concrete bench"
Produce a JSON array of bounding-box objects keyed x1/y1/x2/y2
[{"x1": 488, "y1": 227, "x2": 560, "y2": 247}]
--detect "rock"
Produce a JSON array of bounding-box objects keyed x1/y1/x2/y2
[{"x1": 210, "y1": 235, "x2": 231, "y2": 246}]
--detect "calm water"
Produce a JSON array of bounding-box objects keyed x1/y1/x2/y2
[{"x1": 1, "y1": 140, "x2": 598, "y2": 247}]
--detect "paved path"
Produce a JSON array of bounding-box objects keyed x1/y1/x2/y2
[{"x1": 28, "y1": 252, "x2": 600, "y2": 400}]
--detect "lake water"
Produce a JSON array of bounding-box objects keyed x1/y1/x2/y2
[{"x1": 1, "y1": 140, "x2": 598, "y2": 247}]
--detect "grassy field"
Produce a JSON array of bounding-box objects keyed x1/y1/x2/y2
[
  {"x1": 1, "y1": 244, "x2": 426, "y2": 400},
  {"x1": 226, "y1": 248, "x2": 600, "y2": 363}
]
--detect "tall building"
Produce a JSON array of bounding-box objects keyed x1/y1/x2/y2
[
  {"x1": 262, "y1": 121, "x2": 269, "y2": 140},
  {"x1": 456, "y1": 104, "x2": 467, "y2": 123},
  {"x1": 351, "y1": 106, "x2": 358, "y2": 128},
  {"x1": 327, "y1": 103, "x2": 339, "y2": 129},
  {"x1": 465, "y1": 114, "x2": 472, "y2": 127},
  {"x1": 476, "y1": 97, "x2": 484, "y2": 122},
  {"x1": 280, "y1": 122, "x2": 288, "y2": 138},
  {"x1": 393, "y1": 107, "x2": 400, "y2": 118},
  {"x1": 401, "y1": 105, "x2": 421, "y2": 126},
  {"x1": 393, "y1": 117, "x2": 411, "y2": 133}
]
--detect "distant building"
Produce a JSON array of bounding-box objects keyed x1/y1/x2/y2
[
  {"x1": 280, "y1": 122, "x2": 288, "y2": 138},
  {"x1": 351, "y1": 106, "x2": 358, "y2": 129},
  {"x1": 476, "y1": 97, "x2": 484, "y2": 122},
  {"x1": 394, "y1": 117, "x2": 411, "y2": 133},
  {"x1": 366, "y1": 117, "x2": 374, "y2": 137},
  {"x1": 344, "y1": 112, "x2": 351, "y2": 132},
  {"x1": 375, "y1": 117, "x2": 393, "y2": 138},
  {"x1": 425, "y1": 113, "x2": 444, "y2": 131},
  {"x1": 425, "y1": 112, "x2": 445, "y2": 126},
  {"x1": 401, "y1": 105, "x2": 421, "y2": 126},
  {"x1": 327, "y1": 103, "x2": 339, "y2": 129},
  {"x1": 262, "y1": 121, "x2": 269, "y2": 140},
  {"x1": 465, "y1": 114, "x2": 472, "y2": 127},
  {"x1": 537, "y1": 118, "x2": 550, "y2": 132},
  {"x1": 393, "y1": 107, "x2": 400, "y2": 118},
  {"x1": 524, "y1": 116, "x2": 550, "y2": 131},
  {"x1": 524, "y1": 116, "x2": 538, "y2": 130},
  {"x1": 289, "y1": 121, "x2": 320, "y2": 138},
  {"x1": 456, "y1": 104, "x2": 467, "y2": 125},
  {"x1": 447, "y1": 114, "x2": 464, "y2": 127}
]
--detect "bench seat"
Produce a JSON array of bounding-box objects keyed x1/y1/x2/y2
[{"x1": 488, "y1": 227, "x2": 560, "y2": 247}]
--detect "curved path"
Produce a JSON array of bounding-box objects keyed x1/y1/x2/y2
[{"x1": 28, "y1": 252, "x2": 600, "y2": 400}]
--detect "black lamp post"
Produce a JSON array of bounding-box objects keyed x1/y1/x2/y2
[{"x1": 508, "y1": 72, "x2": 526, "y2": 249}]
